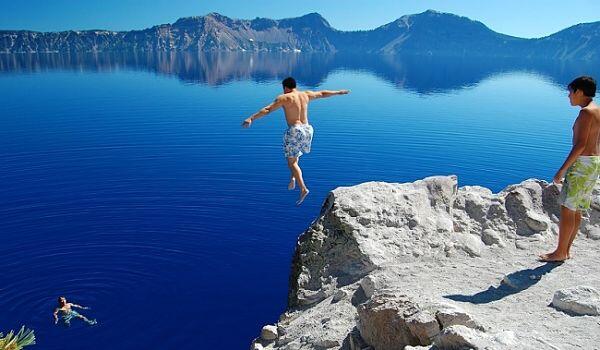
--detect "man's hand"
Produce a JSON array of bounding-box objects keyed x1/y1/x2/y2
[
  {"x1": 338, "y1": 90, "x2": 350, "y2": 95},
  {"x1": 553, "y1": 171, "x2": 564, "y2": 185},
  {"x1": 242, "y1": 118, "x2": 252, "y2": 128}
]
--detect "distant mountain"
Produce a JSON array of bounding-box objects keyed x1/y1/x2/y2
[
  {"x1": 1, "y1": 10, "x2": 600, "y2": 59},
  {"x1": 528, "y1": 22, "x2": 600, "y2": 60}
]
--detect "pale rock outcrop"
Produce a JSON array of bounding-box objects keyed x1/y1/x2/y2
[
  {"x1": 356, "y1": 292, "x2": 421, "y2": 349},
  {"x1": 251, "y1": 176, "x2": 600, "y2": 350},
  {"x1": 261, "y1": 325, "x2": 279, "y2": 341},
  {"x1": 435, "y1": 304, "x2": 483, "y2": 331},
  {"x1": 406, "y1": 310, "x2": 440, "y2": 345},
  {"x1": 481, "y1": 228, "x2": 505, "y2": 247},
  {"x1": 435, "y1": 325, "x2": 517, "y2": 349},
  {"x1": 552, "y1": 286, "x2": 600, "y2": 316}
]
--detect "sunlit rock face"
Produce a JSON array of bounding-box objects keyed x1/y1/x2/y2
[{"x1": 251, "y1": 176, "x2": 600, "y2": 350}]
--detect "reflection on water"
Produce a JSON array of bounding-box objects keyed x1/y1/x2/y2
[{"x1": 1, "y1": 52, "x2": 599, "y2": 93}]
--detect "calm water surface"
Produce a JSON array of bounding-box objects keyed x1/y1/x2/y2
[{"x1": 0, "y1": 52, "x2": 597, "y2": 349}]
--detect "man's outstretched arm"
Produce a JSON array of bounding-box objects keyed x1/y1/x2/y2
[
  {"x1": 242, "y1": 97, "x2": 284, "y2": 128},
  {"x1": 306, "y1": 90, "x2": 350, "y2": 100}
]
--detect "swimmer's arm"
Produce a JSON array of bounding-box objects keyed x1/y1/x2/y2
[
  {"x1": 53, "y1": 308, "x2": 59, "y2": 324},
  {"x1": 554, "y1": 110, "x2": 592, "y2": 183},
  {"x1": 242, "y1": 97, "x2": 284, "y2": 127},
  {"x1": 71, "y1": 303, "x2": 89, "y2": 309},
  {"x1": 306, "y1": 90, "x2": 350, "y2": 100}
]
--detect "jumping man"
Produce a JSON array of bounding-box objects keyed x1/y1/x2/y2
[{"x1": 242, "y1": 77, "x2": 349, "y2": 205}]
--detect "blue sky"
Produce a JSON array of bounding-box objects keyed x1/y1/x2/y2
[{"x1": 2, "y1": 0, "x2": 600, "y2": 38}]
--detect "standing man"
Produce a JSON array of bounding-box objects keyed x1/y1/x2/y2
[
  {"x1": 541, "y1": 76, "x2": 600, "y2": 262},
  {"x1": 242, "y1": 77, "x2": 349, "y2": 205}
]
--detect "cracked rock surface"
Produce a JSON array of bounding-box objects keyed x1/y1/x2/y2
[{"x1": 251, "y1": 176, "x2": 600, "y2": 350}]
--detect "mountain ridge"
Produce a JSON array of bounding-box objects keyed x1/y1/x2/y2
[{"x1": 2, "y1": 10, "x2": 600, "y2": 59}]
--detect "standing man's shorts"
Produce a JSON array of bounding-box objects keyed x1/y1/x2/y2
[
  {"x1": 283, "y1": 124, "x2": 314, "y2": 158},
  {"x1": 559, "y1": 155, "x2": 600, "y2": 211}
]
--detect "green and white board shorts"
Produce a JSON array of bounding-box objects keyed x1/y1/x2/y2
[{"x1": 559, "y1": 155, "x2": 600, "y2": 211}]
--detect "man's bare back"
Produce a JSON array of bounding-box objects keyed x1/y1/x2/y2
[
  {"x1": 576, "y1": 102, "x2": 600, "y2": 156},
  {"x1": 273, "y1": 90, "x2": 349, "y2": 126},
  {"x1": 244, "y1": 89, "x2": 349, "y2": 128},
  {"x1": 277, "y1": 91, "x2": 310, "y2": 126}
]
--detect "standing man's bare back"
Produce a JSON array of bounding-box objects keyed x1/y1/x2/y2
[
  {"x1": 242, "y1": 77, "x2": 349, "y2": 205},
  {"x1": 576, "y1": 104, "x2": 600, "y2": 156}
]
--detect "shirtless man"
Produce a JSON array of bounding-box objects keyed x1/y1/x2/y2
[
  {"x1": 242, "y1": 77, "x2": 349, "y2": 205},
  {"x1": 53, "y1": 296, "x2": 97, "y2": 326},
  {"x1": 541, "y1": 76, "x2": 600, "y2": 262}
]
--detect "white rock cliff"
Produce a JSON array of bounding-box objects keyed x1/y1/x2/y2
[{"x1": 252, "y1": 176, "x2": 600, "y2": 350}]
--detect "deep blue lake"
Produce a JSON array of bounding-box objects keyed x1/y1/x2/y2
[{"x1": 1, "y1": 52, "x2": 598, "y2": 349}]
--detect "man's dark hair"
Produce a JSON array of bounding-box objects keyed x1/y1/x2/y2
[
  {"x1": 568, "y1": 76, "x2": 596, "y2": 97},
  {"x1": 282, "y1": 77, "x2": 297, "y2": 89}
]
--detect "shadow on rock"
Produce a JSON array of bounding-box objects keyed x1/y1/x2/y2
[{"x1": 444, "y1": 263, "x2": 562, "y2": 304}]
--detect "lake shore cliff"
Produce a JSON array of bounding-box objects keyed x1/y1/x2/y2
[{"x1": 252, "y1": 176, "x2": 600, "y2": 350}]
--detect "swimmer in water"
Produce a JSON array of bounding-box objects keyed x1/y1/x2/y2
[{"x1": 53, "y1": 296, "x2": 97, "y2": 326}]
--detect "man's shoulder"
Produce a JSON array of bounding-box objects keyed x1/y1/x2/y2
[
  {"x1": 275, "y1": 94, "x2": 290, "y2": 102},
  {"x1": 579, "y1": 105, "x2": 600, "y2": 119}
]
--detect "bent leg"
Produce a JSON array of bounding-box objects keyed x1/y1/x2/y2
[
  {"x1": 540, "y1": 206, "x2": 576, "y2": 262},
  {"x1": 287, "y1": 157, "x2": 307, "y2": 192},
  {"x1": 286, "y1": 159, "x2": 297, "y2": 190},
  {"x1": 288, "y1": 173, "x2": 296, "y2": 190},
  {"x1": 287, "y1": 157, "x2": 309, "y2": 204}
]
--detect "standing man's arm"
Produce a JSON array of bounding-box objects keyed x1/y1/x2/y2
[
  {"x1": 554, "y1": 110, "x2": 593, "y2": 184},
  {"x1": 242, "y1": 96, "x2": 284, "y2": 128},
  {"x1": 306, "y1": 90, "x2": 350, "y2": 100}
]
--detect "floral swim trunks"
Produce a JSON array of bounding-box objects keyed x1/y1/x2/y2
[
  {"x1": 283, "y1": 124, "x2": 314, "y2": 158},
  {"x1": 559, "y1": 155, "x2": 600, "y2": 211}
]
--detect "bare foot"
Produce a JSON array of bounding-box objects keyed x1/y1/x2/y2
[
  {"x1": 288, "y1": 178, "x2": 296, "y2": 191},
  {"x1": 538, "y1": 252, "x2": 567, "y2": 263},
  {"x1": 296, "y1": 189, "x2": 310, "y2": 206}
]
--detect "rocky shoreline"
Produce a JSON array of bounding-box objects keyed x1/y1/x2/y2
[{"x1": 251, "y1": 176, "x2": 600, "y2": 350}]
